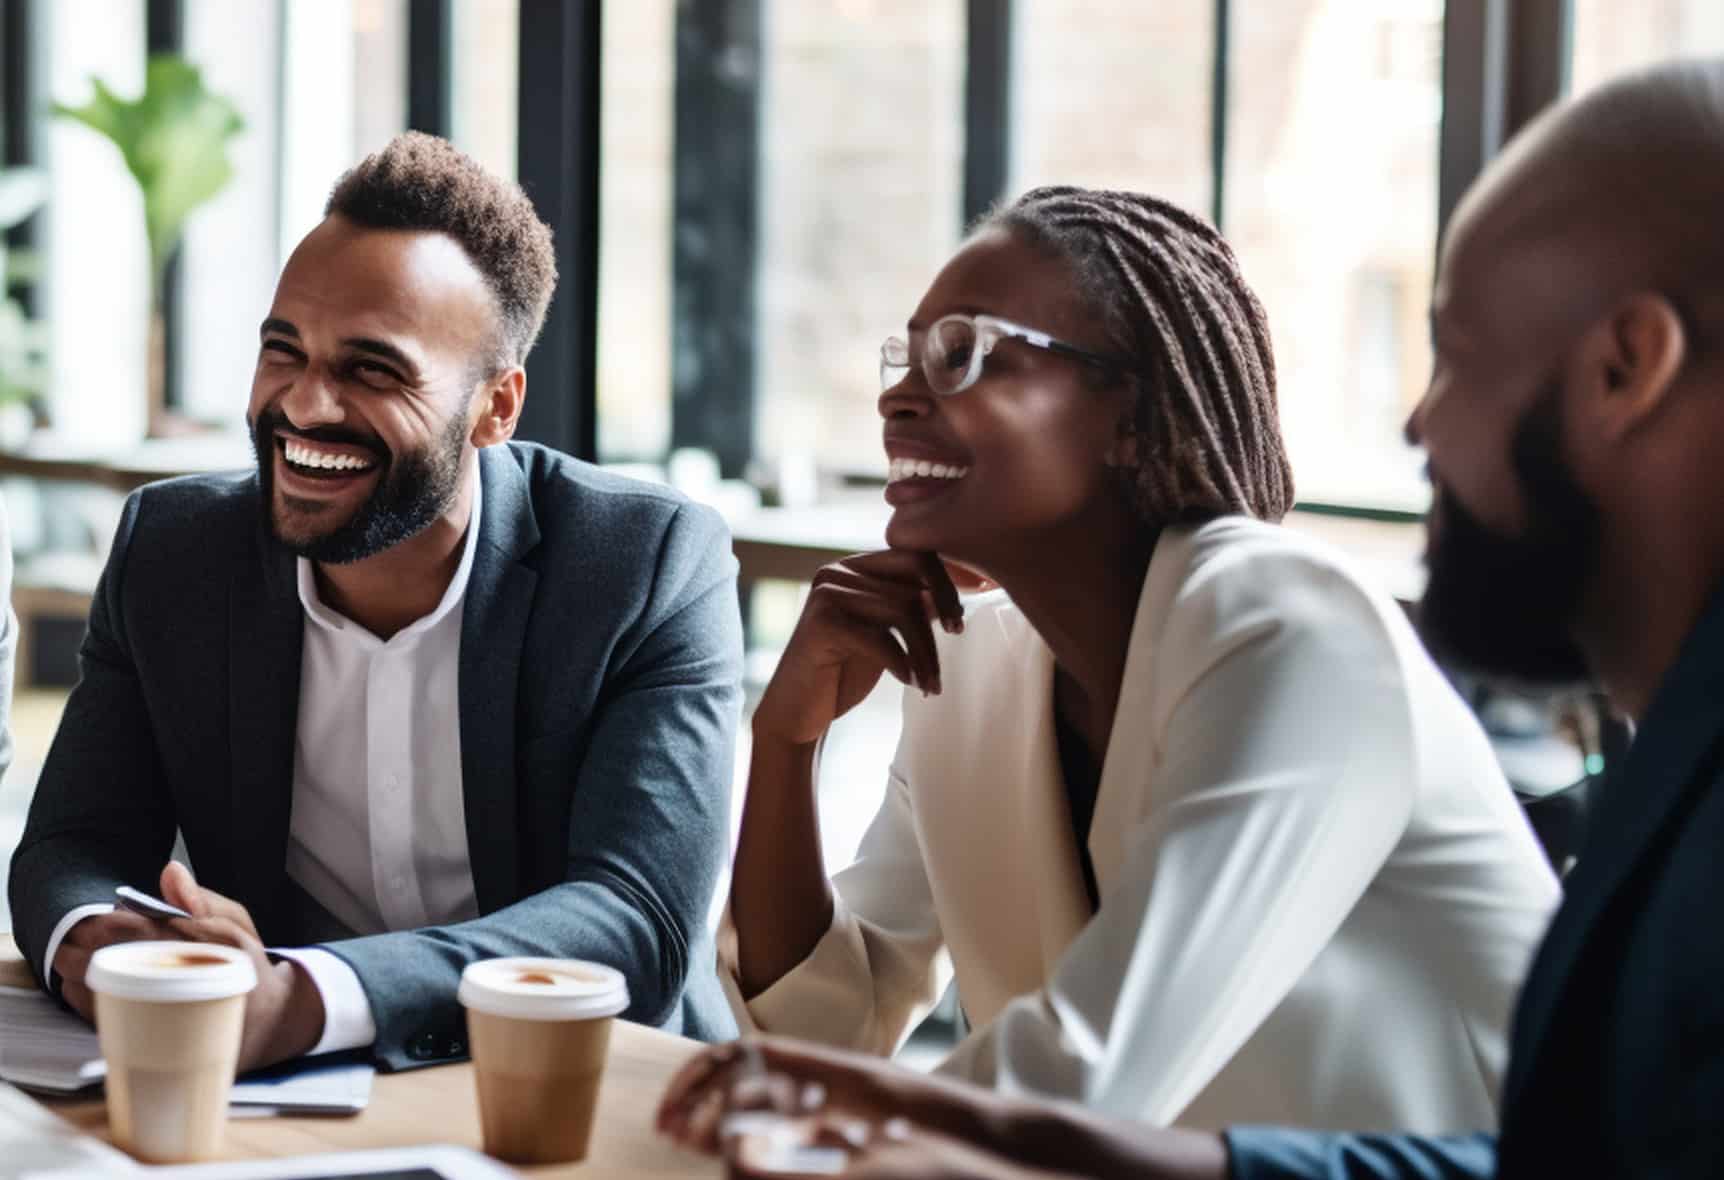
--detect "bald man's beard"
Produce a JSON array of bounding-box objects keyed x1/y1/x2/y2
[{"x1": 1417, "y1": 380, "x2": 1597, "y2": 687}]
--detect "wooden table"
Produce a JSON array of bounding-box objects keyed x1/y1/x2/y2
[{"x1": 2, "y1": 938, "x2": 715, "y2": 1178}]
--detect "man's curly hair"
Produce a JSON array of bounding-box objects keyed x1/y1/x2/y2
[{"x1": 326, "y1": 132, "x2": 557, "y2": 372}]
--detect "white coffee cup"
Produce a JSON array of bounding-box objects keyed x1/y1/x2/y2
[
  {"x1": 459, "y1": 958, "x2": 629, "y2": 1164},
  {"x1": 87, "y1": 941, "x2": 256, "y2": 1163}
]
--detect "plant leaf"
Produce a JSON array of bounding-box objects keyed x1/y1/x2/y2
[{"x1": 54, "y1": 55, "x2": 246, "y2": 281}]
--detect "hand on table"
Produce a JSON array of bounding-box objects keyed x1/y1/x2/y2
[
  {"x1": 728, "y1": 1116, "x2": 1046, "y2": 1180},
  {"x1": 55, "y1": 863, "x2": 326, "y2": 1073},
  {"x1": 657, "y1": 1035, "x2": 1005, "y2": 1157},
  {"x1": 659, "y1": 1036, "x2": 1231, "y2": 1180}
]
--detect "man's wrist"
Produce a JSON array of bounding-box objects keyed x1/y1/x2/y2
[{"x1": 270, "y1": 958, "x2": 327, "y2": 1064}]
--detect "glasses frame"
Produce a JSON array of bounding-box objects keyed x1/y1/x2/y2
[{"x1": 880, "y1": 313, "x2": 1129, "y2": 397}]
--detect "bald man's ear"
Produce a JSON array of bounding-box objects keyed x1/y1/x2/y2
[
  {"x1": 1577, "y1": 292, "x2": 1687, "y2": 441},
  {"x1": 469, "y1": 366, "x2": 526, "y2": 448}
]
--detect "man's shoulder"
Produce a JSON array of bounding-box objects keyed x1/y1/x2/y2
[
  {"x1": 498, "y1": 442, "x2": 730, "y2": 556},
  {"x1": 124, "y1": 469, "x2": 262, "y2": 547}
]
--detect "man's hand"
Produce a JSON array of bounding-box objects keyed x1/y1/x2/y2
[
  {"x1": 53, "y1": 910, "x2": 176, "y2": 1022},
  {"x1": 157, "y1": 863, "x2": 326, "y2": 1073}
]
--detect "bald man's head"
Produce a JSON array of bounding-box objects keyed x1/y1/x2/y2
[
  {"x1": 1444, "y1": 58, "x2": 1724, "y2": 364},
  {"x1": 1411, "y1": 58, "x2": 1724, "y2": 695}
]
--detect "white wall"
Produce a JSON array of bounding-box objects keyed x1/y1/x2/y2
[
  {"x1": 44, "y1": 0, "x2": 148, "y2": 449},
  {"x1": 180, "y1": 0, "x2": 284, "y2": 429}
]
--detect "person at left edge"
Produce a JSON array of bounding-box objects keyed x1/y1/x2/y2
[{"x1": 6, "y1": 132, "x2": 744, "y2": 1072}]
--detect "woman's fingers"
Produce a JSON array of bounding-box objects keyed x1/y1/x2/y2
[
  {"x1": 816, "y1": 585, "x2": 940, "y2": 693},
  {"x1": 827, "y1": 614, "x2": 914, "y2": 689},
  {"x1": 657, "y1": 1043, "x2": 743, "y2": 1144},
  {"x1": 834, "y1": 551, "x2": 969, "y2": 635},
  {"x1": 912, "y1": 551, "x2": 965, "y2": 634}
]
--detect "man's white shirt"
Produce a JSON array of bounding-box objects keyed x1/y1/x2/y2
[{"x1": 46, "y1": 459, "x2": 484, "y2": 1056}]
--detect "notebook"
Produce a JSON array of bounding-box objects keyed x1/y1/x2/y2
[{"x1": 0, "y1": 986, "x2": 373, "y2": 1112}]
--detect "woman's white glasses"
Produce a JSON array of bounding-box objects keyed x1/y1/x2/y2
[{"x1": 880, "y1": 313, "x2": 1126, "y2": 397}]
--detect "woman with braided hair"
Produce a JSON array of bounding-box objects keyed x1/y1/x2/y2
[{"x1": 666, "y1": 186, "x2": 1557, "y2": 1139}]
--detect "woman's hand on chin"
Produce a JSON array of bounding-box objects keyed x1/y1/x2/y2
[{"x1": 752, "y1": 550, "x2": 966, "y2": 746}]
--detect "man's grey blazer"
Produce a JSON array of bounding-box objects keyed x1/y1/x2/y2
[{"x1": 8, "y1": 441, "x2": 743, "y2": 1068}]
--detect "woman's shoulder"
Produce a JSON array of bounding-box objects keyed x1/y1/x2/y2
[
  {"x1": 1161, "y1": 515, "x2": 1400, "y2": 630},
  {"x1": 1143, "y1": 516, "x2": 1421, "y2": 699}
]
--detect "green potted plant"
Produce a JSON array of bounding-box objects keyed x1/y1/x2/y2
[
  {"x1": 55, "y1": 54, "x2": 243, "y2": 437},
  {"x1": 0, "y1": 166, "x2": 49, "y2": 446}
]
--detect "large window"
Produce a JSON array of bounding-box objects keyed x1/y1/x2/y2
[
  {"x1": 595, "y1": 0, "x2": 965, "y2": 484},
  {"x1": 1571, "y1": 0, "x2": 1724, "y2": 93},
  {"x1": 1225, "y1": 0, "x2": 1441, "y2": 510},
  {"x1": 8, "y1": 0, "x2": 1722, "y2": 514},
  {"x1": 1011, "y1": 0, "x2": 1213, "y2": 218},
  {"x1": 756, "y1": 2, "x2": 966, "y2": 481},
  {"x1": 595, "y1": 0, "x2": 1441, "y2": 510}
]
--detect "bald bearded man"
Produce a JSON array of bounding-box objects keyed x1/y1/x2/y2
[{"x1": 666, "y1": 58, "x2": 1724, "y2": 1180}]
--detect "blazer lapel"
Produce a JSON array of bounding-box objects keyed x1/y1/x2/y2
[
  {"x1": 227, "y1": 517, "x2": 304, "y2": 936},
  {"x1": 1012, "y1": 634, "x2": 1094, "y2": 974},
  {"x1": 459, "y1": 446, "x2": 540, "y2": 914},
  {"x1": 1504, "y1": 587, "x2": 1724, "y2": 1109},
  {"x1": 1087, "y1": 529, "x2": 1189, "y2": 893}
]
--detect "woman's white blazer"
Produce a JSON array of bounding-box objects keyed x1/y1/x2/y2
[{"x1": 721, "y1": 516, "x2": 1560, "y2": 1133}]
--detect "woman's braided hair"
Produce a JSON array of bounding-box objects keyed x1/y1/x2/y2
[{"x1": 985, "y1": 185, "x2": 1295, "y2": 524}]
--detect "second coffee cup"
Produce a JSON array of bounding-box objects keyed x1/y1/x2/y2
[
  {"x1": 87, "y1": 941, "x2": 257, "y2": 1163},
  {"x1": 459, "y1": 957, "x2": 629, "y2": 1165}
]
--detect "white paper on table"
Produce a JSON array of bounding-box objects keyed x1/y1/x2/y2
[
  {"x1": 0, "y1": 1079, "x2": 138, "y2": 1177},
  {"x1": 0, "y1": 987, "x2": 106, "y2": 1094},
  {"x1": 29, "y1": 1145, "x2": 518, "y2": 1179},
  {"x1": 0, "y1": 986, "x2": 373, "y2": 1112}
]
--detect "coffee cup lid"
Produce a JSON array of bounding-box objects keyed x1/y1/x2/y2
[
  {"x1": 459, "y1": 957, "x2": 630, "y2": 1021},
  {"x1": 86, "y1": 941, "x2": 258, "y2": 1003}
]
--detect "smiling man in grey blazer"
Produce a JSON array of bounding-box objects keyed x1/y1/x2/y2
[{"x1": 7, "y1": 133, "x2": 743, "y2": 1072}]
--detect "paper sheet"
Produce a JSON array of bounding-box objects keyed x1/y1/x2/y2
[{"x1": 0, "y1": 986, "x2": 373, "y2": 1112}]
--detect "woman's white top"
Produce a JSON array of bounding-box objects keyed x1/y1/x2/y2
[{"x1": 720, "y1": 516, "x2": 1560, "y2": 1134}]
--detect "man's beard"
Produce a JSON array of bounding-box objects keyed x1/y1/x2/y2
[
  {"x1": 252, "y1": 408, "x2": 469, "y2": 565},
  {"x1": 1417, "y1": 380, "x2": 1597, "y2": 687}
]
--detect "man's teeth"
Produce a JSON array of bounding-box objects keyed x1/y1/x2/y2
[
  {"x1": 283, "y1": 439, "x2": 375, "y2": 472},
  {"x1": 887, "y1": 458, "x2": 970, "y2": 484}
]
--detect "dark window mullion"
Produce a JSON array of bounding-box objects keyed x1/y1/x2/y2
[
  {"x1": 408, "y1": 0, "x2": 453, "y2": 137},
  {"x1": 147, "y1": 0, "x2": 184, "y2": 415},
  {"x1": 2, "y1": 0, "x2": 39, "y2": 316},
  {"x1": 963, "y1": 0, "x2": 1012, "y2": 226},
  {"x1": 1438, "y1": 0, "x2": 1569, "y2": 238},
  {"x1": 515, "y1": 0, "x2": 600, "y2": 461},
  {"x1": 669, "y1": 0, "x2": 760, "y2": 477}
]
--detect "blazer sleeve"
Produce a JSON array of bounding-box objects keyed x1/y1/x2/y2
[
  {"x1": 1224, "y1": 1128, "x2": 1497, "y2": 1179},
  {"x1": 936, "y1": 547, "x2": 1419, "y2": 1123},
  {"x1": 7, "y1": 491, "x2": 180, "y2": 985},
  {"x1": 320, "y1": 502, "x2": 744, "y2": 1070},
  {"x1": 716, "y1": 759, "x2": 950, "y2": 1055}
]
